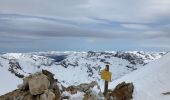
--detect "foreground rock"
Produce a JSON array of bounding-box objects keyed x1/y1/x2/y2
[
  {"x1": 0, "y1": 70, "x2": 134, "y2": 100},
  {"x1": 28, "y1": 72, "x2": 50, "y2": 95},
  {"x1": 0, "y1": 70, "x2": 60, "y2": 100},
  {"x1": 106, "y1": 82, "x2": 134, "y2": 100},
  {"x1": 62, "y1": 81, "x2": 105, "y2": 100}
]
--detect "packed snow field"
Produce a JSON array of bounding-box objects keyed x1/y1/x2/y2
[
  {"x1": 0, "y1": 51, "x2": 169, "y2": 99},
  {"x1": 109, "y1": 52, "x2": 170, "y2": 100}
]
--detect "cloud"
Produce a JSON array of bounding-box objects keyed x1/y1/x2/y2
[
  {"x1": 121, "y1": 24, "x2": 150, "y2": 30},
  {"x1": 0, "y1": 0, "x2": 170, "y2": 22},
  {"x1": 0, "y1": 0, "x2": 170, "y2": 51},
  {"x1": 0, "y1": 13, "x2": 146, "y2": 39}
]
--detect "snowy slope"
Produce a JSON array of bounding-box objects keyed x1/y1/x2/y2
[
  {"x1": 109, "y1": 53, "x2": 170, "y2": 100},
  {"x1": 0, "y1": 51, "x2": 168, "y2": 99},
  {"x1": 0, "y1": 66, "x2": 22, "y2": 95}
]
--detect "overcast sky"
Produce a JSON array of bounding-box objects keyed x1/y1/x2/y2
[{"x1": 0, "y1": 0, "x2": 170, "y2": 52}]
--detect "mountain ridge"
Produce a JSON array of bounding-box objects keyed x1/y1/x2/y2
[{"x1": 0, "y1": 51, "x2": 166, "y2": 87}]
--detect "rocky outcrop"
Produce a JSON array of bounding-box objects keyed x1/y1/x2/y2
[
  {"x1": 0, "y1": 70, "x2": 103, "y2": 100},
  {"x1": 40, "y1": 90, "x2": 56, "y2": 100},
  {"x1": 63, "y1": 81, "x2": 105, "y2": 100},
  {"x1": 8, "y1": 59, "x2": 24, "y2": 78},
  {"x1": 0, "y1": 70, "x2": 134, "y2": 100},
  {"x1": 107, "y1": 82, "x2": 134, "y2": 100},
  {"x1": 0, "y1": 70, "x2": 61, "y2": 100},
  {"x1": 28, "y1": 72, "x2": 50, "y2": 95},
  {"x1": 65, "y1": 81, "x2": 98, "y2": 94}
]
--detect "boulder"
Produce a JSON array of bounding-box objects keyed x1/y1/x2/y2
[
  {"x1": 0, "y1": 71, "x2": 62, "y2": 100},
  {"x1": 28, "y1": 72, "x2": 50, "y2": 95},
  {"x1": 42, "y1": 70, "x2": 55, "y2": 84},
  {"x1": 78, "y1": 81, "x2": 98, "y2": 93},
  {"x1": 40, "y1": 90, "x2": 56, "y2": 100},
  {"x1": 109, "y1": 82, "x2": 134, "y2": 100},
  {"x1": 1, "y1": 70, "x2": 106, "y2": 100}
]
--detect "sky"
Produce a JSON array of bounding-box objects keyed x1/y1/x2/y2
[{"x1": 0, "y1": 0, "x2": 170, "y2": 52}]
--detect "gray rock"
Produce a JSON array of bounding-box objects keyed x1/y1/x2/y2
[
  {"x1": 28, "y1": 72, "x2": 50, "y2": 95},
  {"x1": 109, "y1": 82, "x2": 134, "y2": 100},
  {"x1": 40, "y1": 90, "x2": 55, "y2": 100},
  {"x1": 78, "y1": 81, "x2": 98, "y2": 92}
]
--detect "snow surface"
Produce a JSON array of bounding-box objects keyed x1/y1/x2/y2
[
  {"x1": 0, "y1": 66, "x2": 22, "y2": 95},
  {"x1": 62, "y1": 91, "x2": 85, "y2": 100},
  {"x1": 61, "y1": 84, "x2": 104, "y2": 100},
  {"x1": 0, "y1": 51, "x2": 167, "y2": 99},
  {"x1": 109, "y1": 53, "x2": 170, "y2": 100},
  {"x1": 0, "y1": 51, "x2": 165, "y2": 87}
]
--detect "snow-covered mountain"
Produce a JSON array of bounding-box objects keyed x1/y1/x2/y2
[
  {"x1": 109, "y1": 52, "x2": 170, "y2": 100},
  {"x1": 0, "y1": 51, "x2": 166, "y2": 88}
]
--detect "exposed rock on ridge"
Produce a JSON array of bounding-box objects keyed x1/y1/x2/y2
[{"x1": 0, "y1": 70, "x2": 134, "y2": 100}]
